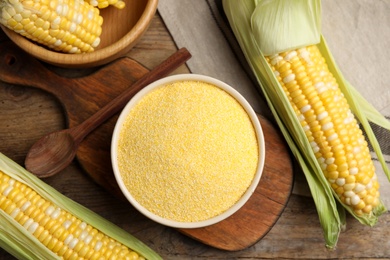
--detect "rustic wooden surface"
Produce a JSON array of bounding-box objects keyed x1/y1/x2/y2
[
  {"x1": 1, "y1": 13, "x2": 390, "y2": 259},
  {"x1": 0, "y1": 41, "x2": 293, "y2": 251}
]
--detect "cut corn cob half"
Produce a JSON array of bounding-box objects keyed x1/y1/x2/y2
[
  {"x1": 0, "y1": 0, "x2": 103, "y2": 53},
  {"x1": 86, "y1": 0, "x2": 126, "y2": 9},
  {"x1": 223, "y1": 0, "x2": 389, "y2": 249},
  {"x1": 0, "y1": 153, "x2": 162, "y2": 260}
]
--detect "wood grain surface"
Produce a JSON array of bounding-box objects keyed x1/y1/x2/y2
[
  {"x1": 0, "y1": 40, "x2": 293, "y2": 251},
  {"x1": 1, "y1": 13, "x2": 390, "y2": 260}
]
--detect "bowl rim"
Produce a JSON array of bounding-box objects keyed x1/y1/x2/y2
[
  {"x1": 0, "y1": 0, "x2": 158, "y2": 68},
  {"x1": 111, "y1": 74, "x2": 266, "y2": 228}
]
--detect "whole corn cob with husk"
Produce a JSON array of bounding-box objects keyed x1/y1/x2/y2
[
  {"x1": 223, "y1": 0, "x2": 390, "y2": 249},
  {"x1": 0, "y1": 153, "x2": 162, "y2": 260},
  {"x1": 0, "y1": 0, "x2": 105, "y2": 53}
]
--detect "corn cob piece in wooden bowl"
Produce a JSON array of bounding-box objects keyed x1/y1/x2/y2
[{"x1": 0, "y1": 0, "x2": 158, "y2": 68}]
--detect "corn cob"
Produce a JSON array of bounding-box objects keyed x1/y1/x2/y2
[
  {"x1": 86, "y1": 0, "x2": 126, "y2": 9},
  {"x1": 0, "y1": 153, "x2": 161, "y2": 260},
  {"x1": 266, "y1": 45, "x2": 380, "y2": 216},
  {"x1": 223, "y1": 0, "x2": 389, "y2": 248},
  {"x1": 0, "y1": 0, "x2": 103, "y2": 53}
]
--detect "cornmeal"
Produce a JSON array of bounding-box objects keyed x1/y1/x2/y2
[{"x1": 117, "y1": 80, "x2": 258, "y2": 222}]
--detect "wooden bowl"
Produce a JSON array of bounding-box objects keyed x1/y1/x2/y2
[{"x1": 1, "y1": 0, "x2": 158, "y2": 68}]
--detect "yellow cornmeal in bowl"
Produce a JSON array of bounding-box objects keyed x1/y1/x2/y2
[{"x1": 117, "y1": 80, "x2": 259, "y2": 223}]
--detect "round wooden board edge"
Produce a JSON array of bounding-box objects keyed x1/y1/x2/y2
[{"x1": 177, "y1": 115, "x2": 294, "y2": 251}]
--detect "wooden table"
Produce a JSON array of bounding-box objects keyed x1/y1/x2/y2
[{"x1": 1, "y1": 12, "x2": 390, "y2": 260}]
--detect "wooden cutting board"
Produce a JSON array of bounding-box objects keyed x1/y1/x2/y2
[{"x1": 0, "y1": 42, "x2": 294, "y2": 251}]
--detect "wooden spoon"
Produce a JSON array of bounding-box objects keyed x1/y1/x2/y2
[{"x1": 24, "y1": 48, "x2": 191, "y2": 178}]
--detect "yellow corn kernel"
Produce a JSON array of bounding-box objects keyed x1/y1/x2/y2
[
  {"x1": 0, "y1": 0, "x2": 103, "y2": 53},
  {"x1": 266, "y1": 45, "x2": 380, "y2": 215},
  {"x1": 86, "y1": 0, "x2": 126, "y2": 9},
  {"x1": 0, "y1": 170, "x2": 145, "y2": 259}
]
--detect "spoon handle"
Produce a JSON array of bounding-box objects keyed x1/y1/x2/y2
[{"x1": 70, "y1": 48, "x2": 192, "y2": 142}]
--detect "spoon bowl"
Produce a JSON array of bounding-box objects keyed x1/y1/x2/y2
[{"x1": 25, "y1": 130, "x2": 77, "y2": 178}]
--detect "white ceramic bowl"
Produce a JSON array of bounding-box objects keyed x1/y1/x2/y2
[{"x1": 111, "y1": 74, "x2": 265, "y2": 228}]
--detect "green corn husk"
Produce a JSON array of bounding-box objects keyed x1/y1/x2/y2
[
  {"x1": 223, "y1": 0, "x2": 389, "y2": 249},
  {"x1": 0, "y1": 153, "x2": 162, "y2": 260}
]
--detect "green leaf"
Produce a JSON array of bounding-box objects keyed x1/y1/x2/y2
[
  {"x1": 347, "y1": 84, "x2": 390, "y2": 131},
  {"x1": 251, "y1": 0, "x2": 321, "y2": 55}
]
